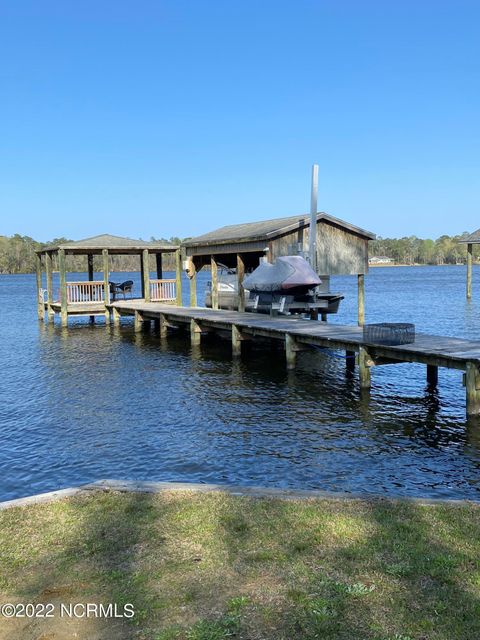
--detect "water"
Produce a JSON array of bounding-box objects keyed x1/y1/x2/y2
[{"x1": 1, "y1": 265, "x2": 480, "y2": 502}]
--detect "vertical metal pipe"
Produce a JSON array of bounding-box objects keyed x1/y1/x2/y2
[
  {"x1": 309, "y1": 164, "x2": 318, "y2": 272},
  {"x1": 467, "y1": 243, "x2": 473, "y2": 300}
]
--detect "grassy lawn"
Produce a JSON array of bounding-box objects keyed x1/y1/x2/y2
[{"x1": 0, "y1": 490, "x2": 479, "y2": 640}]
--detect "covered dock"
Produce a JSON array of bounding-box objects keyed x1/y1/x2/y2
[
  {"x1": 182, "y1": 212, "x2": 375, "y2": 323},
  {"x1": 35, "y1": 234, "x2": 182, "y2": 326}
]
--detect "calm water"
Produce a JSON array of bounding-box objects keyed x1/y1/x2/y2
[{"x1": 2, "y1": 265, "x2": 480, "y2": 502}]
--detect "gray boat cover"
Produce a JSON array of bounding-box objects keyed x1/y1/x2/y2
[{"x1": 243, "y1": 256, "x2": 321, "y2": 292}]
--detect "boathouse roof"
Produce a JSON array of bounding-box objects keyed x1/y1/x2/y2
[
  {"x1": 459, "y1": 229, "x2": 480, "y2": 244},
  {"x1": 183, "y1": 212, "x2": 375, "y2": 248},
  {"x1": 36, "y1": 234, "x2": 179, "y2": 255}
]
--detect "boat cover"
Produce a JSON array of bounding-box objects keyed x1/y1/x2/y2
[{"x1": 243, "y1": 256, "x2": 321, "y2": 292}]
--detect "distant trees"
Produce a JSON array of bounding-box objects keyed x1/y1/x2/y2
[
  {"x1": 0, "y1": 231, "x2": 477, "y2": 274},
  {"x1": 370, "y1": 232, "x2": 474, "y2": 265}
]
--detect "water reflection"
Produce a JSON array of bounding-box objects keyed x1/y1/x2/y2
[{"x1": 1, "y1": 268, "x2": 480, "y2": 501}]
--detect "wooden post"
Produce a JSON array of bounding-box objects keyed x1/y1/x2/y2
[
  {"x1": 285, "y1": 333, "x2": 297, "y2": 370},
  {"x1": 87, "y1": 253, "x2": 95, "y2": 324},
  {"x1": 211, "y1": 255, "x2": 219, "y2": 310},
  {"x1": 142, "y1": 249, "x2": 151, "y2": 302},
  {"x1": 346, "y1": 350, "x2": 355, "y2": 373},
  {"x1": 156, "y1": 253, "x2": 163, "y2": 279},
  {"x1": 466, "y1": 362, "x2": 480, "y2": 416},
  {"x1": 310, "y1": 309, "x2": 319, "y2": 321},
  {"x1": 237, "y1": 254, "x2": 245, "y2": 312},
  {"x1": 159, "y1": 313, "x2": 167, "y2": 338},
  {"x1": 321, "y1": 312, "x2": 327, "y2": 322},
  {"x1": 190, "y1": 318, "x2": 202, "y2": 345},
  {"x1": 358, "y1": 346, "x2": 371, "y2": 388},
  {"x1": 58, "y1": 248, "x2": 68, "y2": 327},
  {"x1": 232, "y1": 324, "x2": 243, "y2": 357},
  {"x1": 102, "y1": 249, "x2": 110, "y2": 324},
  {"x1": 134, "y1": 310, "x2": 143, "y2": 333},
  {"x1": 112, "y1": 307, "x2": 120, "y2": 327},
  {"x1": 467, "y1": 243, "x2": 473, "y2": 300},
  {"x1": 189, "y1": 260, "x2": 197, "y2": 308},
  {"x1": 35, "y1": 253, "x2": 44, "y2": 320},
  {"x1": 175, "y1": 249, "x2": 183, "y2": 306},
  {"x1": 45, "y1": 251, "x2": 54, "y2": 322},
  {"x1": 427, "y1": 364, "x2": 438, "y2": 387},
  {"x1": 358, "y1": 274, "x2": 365, "y2": 326}
]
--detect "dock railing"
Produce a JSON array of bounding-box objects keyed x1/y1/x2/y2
[
  {"x1": 66, "y1": 281, "x2": 106, "y2": 304},
  {"x1": 150, "y1": 279, "x2": 176, "y2": 302}
]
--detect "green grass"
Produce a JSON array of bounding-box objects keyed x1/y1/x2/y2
[{"x1": 0, "y1": 490, "x2": 480, "y2": 639}]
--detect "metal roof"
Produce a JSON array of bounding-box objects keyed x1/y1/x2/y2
[
  {"x1": 183, "y1": 212, "x2": 375, "y2": 248},
  {"x1": 37, "y1": 234, "x2": 178, "y2": 254},
  {"x1": 459, "y1": 229, "x2": 480, "y2": 244}
]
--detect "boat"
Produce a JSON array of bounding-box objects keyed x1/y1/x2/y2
[{"x1": 205, "y1": 256, "x2": 344, "y2": 315}]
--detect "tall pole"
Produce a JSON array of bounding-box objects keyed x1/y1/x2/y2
[
  {"x1": 467, "y1": 243, "x2": 473, "y2": 300},
  {"x1": 309, "y1": 164, "x2": 318, "y2": 272}
]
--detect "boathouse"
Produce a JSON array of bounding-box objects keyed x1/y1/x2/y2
[
  {"x1": 35, "y1": 234, "x2": 182, "y2": 326},
  {"x1": 182, "y1": 212, "x2": 375, "y2": 322}
]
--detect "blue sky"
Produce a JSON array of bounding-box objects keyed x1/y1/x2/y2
[{"x1": 0, "y1": 1, "x2": 478, "y2": 241}]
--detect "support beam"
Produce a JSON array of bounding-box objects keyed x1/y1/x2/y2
[
  {"x1": 190, "y1": 318, "x2": 202, "y2": 345},
  {"x1": 175, "y1": 249, "x2": 183, "y2": 306},
  {"x1": 237, "y1": 254, "x2": 245, "y2": 312},
  {"x1": 58, "y1": 248, "x2": 68, "y2": 327},
  {"x1": 310, "y1": 309, "x2": 319, "y2": 321},
  {"x1": 189, "y1": 260, "x2": 197, "y2": 308},
  {"x1": 159, "y1": 313, "x2": 168, "y2": 338},
  {"x1": 35, "y1": 253, "x2": 44, "y2": 320},
  {"x1": 102, "y1": 249, "x2": 110, "y2": 324},
  {"x1": 427, "y1": 364, "x2": 438, "y2": 387},
  {"x1": 45, "y1": 252, "x2": 54, "y2": 322},
  {"x1": 358, "y1": 346, "x2": 371, "y2": 388},
  {"x1": 232, "y1": 324, "x2": 243, "y2": 357},
  {"x1": 134, "y1": 310, "x2": 143, "y2": 333},
  {"x1": 346, "y1": 350, "x2": 355, "y2": 373},
  {"x1": 88, "y1": 253, "x2": 95, "y2": 324},
  {"x1": 211, "y1": 255, "x2": 219, "y2": 310},
  {"x1": 466, "y1": 362, "x2": 480, "y2": 416},
  {"x1": 357, "y1": 274, "x2": 365, "y2": 326},
  {"x1": 142, "y1": 249, "x2": 151, "y2": 302},
  {"x1": 285, "y1": 333, "x2": 298, "y2": 370},
  {"x1": 321, "y1": 312, "x2": 327, "y2": 322},
  {"x1": 112, "y1": 307, "x2": 120, "y2": 327},
  {"x1": 467, "y1": 243, "x2": 473, "y2": 300},
  {"x1": 156, "y1": 253, "x2": 163, "y2": 279}
]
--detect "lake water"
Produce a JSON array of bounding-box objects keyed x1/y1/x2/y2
[{"x1": 1, "y1": 265, "x2": 480, "y2": 502}]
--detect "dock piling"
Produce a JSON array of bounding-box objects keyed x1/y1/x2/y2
[
  {"x1": 285, "y1": 333, "x2": 297, "y2": 370},
  {"x1": 467, "y1": 243, "x2": 473, "y2": 300},
  {"x1": 190, "y1": 318, "x2": 202, "y2": 345},
  {"x1": 358, "y1": 346, "x2": 371, "y2": 388},
  {"x1": 427, "y1": 364, "x2": 438, "y2": 387},
  {"x1": 232, "y1": 324, "x2": 243, "y2": 357},
  {"x1": 134, "y1": 310, "x2": 143, "y2": 333},
  {"x1": 466, "y1": 362, "x2": 480, "y2": 416},
  {"x1": 58, "y1": 249, "x2": 68, "y2": 327},
  {"x1": 35, "y1": 253, "x2": 44, "y2": 321}
]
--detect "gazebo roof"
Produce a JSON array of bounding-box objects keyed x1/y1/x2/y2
[
  {"x1": 459, "y1": 229, "x2": 480, "y2": 245},
  {"x1": 37, "y1": 234, "x2": 178, "y2": 255}
]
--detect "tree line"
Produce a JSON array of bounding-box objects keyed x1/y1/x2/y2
[
  {"x1": 0, "y1": 234, "x2": 186, "y2": 274},
  {"x1": 0, "y1": 231, "x2": 478, "y2": 274},
  {"x1": 371, "y1": 232, "x2": 477, "y2": 265}
]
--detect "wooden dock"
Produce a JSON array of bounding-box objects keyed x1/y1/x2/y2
[{"x1": 109, "y1": 300, "x2": 480, "y2": 417}]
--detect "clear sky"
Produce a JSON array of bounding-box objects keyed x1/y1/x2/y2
[{"x1": 0, "y1": 1, "x2": 478, "y2": 242}]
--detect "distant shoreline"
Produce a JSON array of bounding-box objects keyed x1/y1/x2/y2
[{"x1": 369, "y1": 263, "x2": 469, "y2": 268}]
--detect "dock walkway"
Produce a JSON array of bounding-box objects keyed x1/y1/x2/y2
[{"x1": 110, "y1": 300, "x2": 480, "y2": 417}]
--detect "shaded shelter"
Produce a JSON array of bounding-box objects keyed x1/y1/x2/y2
[
  {"x1": 182, "y1": 212, "x2": 375, "y2": 322},
  {"x1": 35, "y1": 234, "x2": 182, "y2": 326}
]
